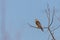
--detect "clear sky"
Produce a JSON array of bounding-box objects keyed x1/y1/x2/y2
[{"x1": 0, "y1": 0, "x2": 60, "y2": 40}]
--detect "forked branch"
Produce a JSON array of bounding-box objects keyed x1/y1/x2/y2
[{"x1": 45, "y1": 4, "x2": 55, "y2": 40}]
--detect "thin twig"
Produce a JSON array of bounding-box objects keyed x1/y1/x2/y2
[
  {"x1": 28, "y1": 23, "x2": 40, "y2": 29},
  {"x1": 48, "y1": 28, "x2": 55, "y2": 40},
  {"x1": 52, "y1": 25, "x2": 60, "y2": 31},
  {"x1": 45, "y1": 3, "x2": 50, "y2": 27},
  {"x1": 47, "y1": 4, "x2": 50, "y2": 28},
  {"x1": 49, "y1": 7, "x2": 55, "y2": 27},
  {"x1": 55, "y1": 15, "x2": 60, "y2": 22},
  {"x1": 28, "y1": 23, "x2": 48, "y2": 29},
  {"x1": 46, "y1": 6, "x2": 57, "y2": 40},
  {"x1": 46, "y1": 5, "x2": 56, "y2": 40}
]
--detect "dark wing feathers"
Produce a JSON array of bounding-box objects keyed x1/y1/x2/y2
[{"x1": 36, "y1": 20, "x2": 44, "y2": 31}]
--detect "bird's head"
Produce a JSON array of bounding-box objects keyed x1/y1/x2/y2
[{"x1": 35, "y1": 18, "x2": 39, "y2": 22}]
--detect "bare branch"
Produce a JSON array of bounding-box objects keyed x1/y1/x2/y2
[
  {"x1": 28, "y1": 23, "x2": 40, "y2": 29},
  {"x1": 52, "y1": 25, "x2": 60, "y2": 31},
  {"x1": 49, "y1": 7, "x2": 55, "y2": 27},
  {"x1": 28, "y1": 23, "x2": 48, "y2": 29},
  {"x1": 46, "y1": 5, "x2": 56, "y2": 40},
  {"x1": 48, "y1": 28, "x2": 55, "y2": 40},
  {"x1": 43, "y1": 27, "x2": 48, "y2": 29},
  {"x1": 45, "y1": 3, "x2": 50, "y2": 27},
  {"x1": 28, "y1": 3, "x2": 57, "y2": 40},
  {"x1": 55, "y1": 15, "x2": 60, "y2": 22}
]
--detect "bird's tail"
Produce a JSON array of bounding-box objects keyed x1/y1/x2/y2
[{"x1": 41, "y1": 27, "x2": 44, "y2": 32}]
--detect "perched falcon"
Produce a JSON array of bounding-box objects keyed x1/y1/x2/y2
[{"x1": 35, "y1": 19, "x2": 43, "y2": 31}]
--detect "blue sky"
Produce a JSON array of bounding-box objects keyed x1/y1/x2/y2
[{"x1": 0, "y1": 0, "x2": 60, "y2": 40}]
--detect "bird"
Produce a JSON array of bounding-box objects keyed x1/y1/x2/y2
[{"x1": 35, "y1": 19, "x2": 44, "y2": 31}]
